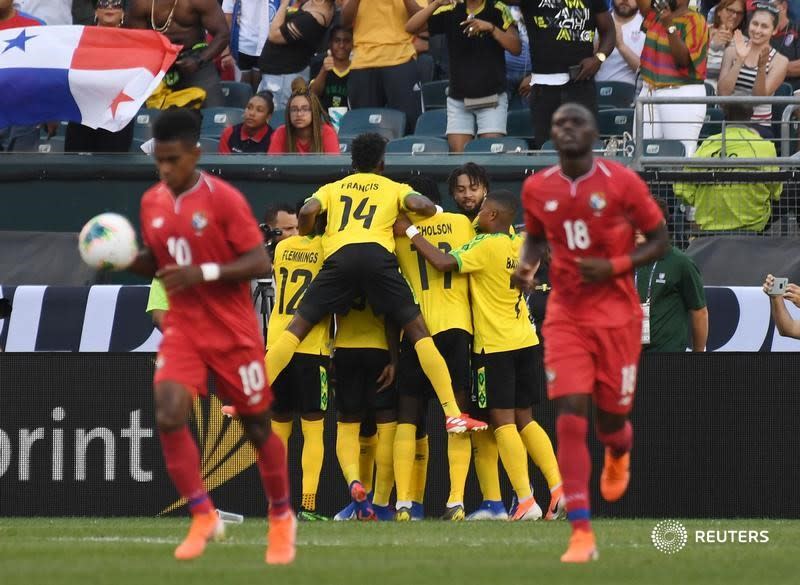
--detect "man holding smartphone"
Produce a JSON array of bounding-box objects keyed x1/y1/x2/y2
[{"x1": 764, "y1": 274, "x2": 800, "y2": 339}]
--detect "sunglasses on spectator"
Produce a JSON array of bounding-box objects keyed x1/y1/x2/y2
[{"x1": 97, "y1": 1, "x2": 124, "y2": 8}]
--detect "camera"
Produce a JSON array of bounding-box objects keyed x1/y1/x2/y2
[{"x1": 259, "y1": 223, "x2": 283, "y2": 259}]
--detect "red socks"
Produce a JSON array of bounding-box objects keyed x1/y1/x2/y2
[
  {"x1": 159, "y1": 427, "x2": 214, "y2": 514},
  {"x1": 556, "y1": 414, "x2": 591, "y2": 531},
  {"x1": 597, "y1": 420, "x2": 633, "y2": 457},
  {"x1": 257, "y1": 431, "x2": 291, "y2": 518}
]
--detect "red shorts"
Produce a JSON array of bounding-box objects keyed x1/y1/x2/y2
[
  {"x1": 155, "y1": 326, "x2": 273, "y2": 416},
  {"x1": 542, "y1": 318, "x2": 642, "y2": 415}
]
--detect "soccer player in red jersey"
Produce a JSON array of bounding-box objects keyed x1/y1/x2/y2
[
  {"x1": 129, "y1": 109, "x2": 295, "y2": 564},
  {"x1": 516, "y1": 103, "x2": 669, "y2": 563}
]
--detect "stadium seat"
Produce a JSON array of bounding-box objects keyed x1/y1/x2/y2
[
  {"x1": 199, "y1": 137, "x2": 220, "y2": 153},
  {"x1": 705, "y1": 82, "x2": 716, "y2": 96},
  {"x1": 338, "y1": 135, "x2": 354, "y2": 154},
  {"x1": 421, "y1": 80, "x2": 448, "y2": 111},
  {"x1": 699, "y1": 106, "x2": 724, "y2": 139},
  {"x1": 386, "y1": 136, "x2": 450, "y2": 154},
  {"x1": 641, "y1": 139, "x2": 686, "y2": 157},
  {"x1": 220, "y1": 81, "x2": 253, "y2": 108},
  {"x1": 36, "y1": 136, "x2": 65, "y2": 154},
  {"x1": 417, "y1": 53, "x2": 436, "y2": 84},
  {"x1": 200, "y1": 107, "x2": 243, "y2": 138},
  {"x1": 338, "y1": 108, "x2": 406, "y2": 140},
  {"x1": 775, "y1": 81, "x2": 794, "y2": 97},
  {"x1": 414, "y1": 109, "x2": 448, "y2": 138},
  {"x1": 133, "y1": 108, "x2": 160, "y2": 141},
  {"x1": 506, "y1": 109, "x2": 535, "y2": 143},
  {"x1": 272, "y1": 109, "x2": 286, "y2": 127},
  {"x1": 597, "y1": 108, "x2": 634, "y2": 139},
  {"x1": 596, "y1": 81, "x2": 635, "y2": 109},
  {"x1": 540, "y1": 139, "x2": 605, "y2": 152},
  {"x1": 129, "y1": 138, "x2": 147, "y2": 153},
  {"x1": 464, "y1": 137, "x2": 529, "y2": 154}
]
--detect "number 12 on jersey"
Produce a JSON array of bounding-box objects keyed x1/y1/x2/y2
[{"x1": 563, "y1": 219, "x2": 591, "y2": 250}]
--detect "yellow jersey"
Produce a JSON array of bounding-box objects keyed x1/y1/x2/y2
[
  {"x1": 311, "y1": 172, "x2": 416, "y2": 259},
  {"x1": 267, "y1": 236, "x2": 331, "y2": 356},
  {"x1": 450, "y1": 232, "x2": 538, "y2": 354},
  {"x1": 334, "y1": 298, "x2": 388, "y2": 350},
  {"x1": 351, "y1": 0, "x2": 422, "y2": 69},
  {"x1": 395, "y1": 212, "x2": 474, "y2": 336}
]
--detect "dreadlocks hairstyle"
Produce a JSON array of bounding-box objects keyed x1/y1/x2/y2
[
  {"x1": 285, "y1": 77, "x2": 327, "y2": 154},
  {"x1": 447, "y1": 162, "x2": 490, "y2": 199}
]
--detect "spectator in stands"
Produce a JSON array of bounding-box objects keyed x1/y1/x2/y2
[
  {"x1": 0, "y1": 0, "x2": 45, "y2": 152},
  {"x1": 258, "y1": 0, "x2": 334, "y2": 110},
  {"x1": 64, "y1": 0, "x2": 134, "y2": 153},
  {"x1": 219, "y1": 91, "x2": 275, "y2": 153},
  {"x1": 222, "y1": 0, "x2": 272, "y2": 93},
  {"x1": 268, "y1": 78, "x2": 340, "y2": 153},
  {"x1": 636, "y1": 0, "x2": 709, "y2": 156},
  {"x1": 447, "y1": 162, "x2": 490, "y2": 220},
  {"x1": 505, "y1": 6, "x2": 532, "y2": 110},
  {"x1": 597, "y1": 0, "x2": 647, "y2": 86},
  {"x1": 310, "y1": 26, "x2": 353, "y2": 116},
  {"x1": 717, "y1": 4, "x2": 788, "y2": 137},
  {"x1": 635, "y1": 198, "x2": 708, "y2": 352},
  {"x1": 128, "y1": 0, "x2": 230, "y2": 108},
  {"x1": 406, "y1": 0, "x2": 521, "y2": 152},
  {"x1": 343, "y1": 0, "x2": 425, "y2": 134},
  {"x1": 706, "y1": 0, "x2": 747, "y2": 89},
  {"x1": 518, "y1": 0, "x2": 615, "y2": 148},
  {"x1": 673, "y1": 103, "x2": 783, "y2": 232},
  {"x1": 770, "y1": 0, "x2": 800, "y2": 91},
  {"x1": 763, "y1": 274, "x2": 800, "y2": 339},
  {"x1": 14, "y1": 0, "x2": 72, "y2": 24}
]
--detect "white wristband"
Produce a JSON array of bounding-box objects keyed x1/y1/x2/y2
[
  {"x1": 200, "y1": 263, "x2": 221, "y2": 282},
  {"x1": 434, "y1": 205, "x2": 444, "y2": 215},
  {"x1": 405, "y1": 225, "x2": 420, "y2": 239}
]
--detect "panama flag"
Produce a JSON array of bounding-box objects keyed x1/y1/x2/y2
[{"x1": 0, "y1": 26, "x2": 180, "y2": 131}]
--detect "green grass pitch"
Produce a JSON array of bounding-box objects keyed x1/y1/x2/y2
[{"x1": 1, "y1": 518, "x2": 797, "y2": 585}]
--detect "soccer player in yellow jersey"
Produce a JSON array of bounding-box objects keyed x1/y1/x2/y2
[
  {"x1": 267, "y1": 234, "x2": 332, "y2": 522},
  {"x1": 397, "y1": 190, "x2": 564, "y2": 521},
  {"x1": 265, "y1": 135, "x2": 488, "y2": 512},
  {"x1": 332, "y1": 297, "x2": 398, "y2": 521},
  {"x1": 393, "y1": 186, "x2": 476, "y2": 522}
]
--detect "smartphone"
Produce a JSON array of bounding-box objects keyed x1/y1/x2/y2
[{"x1": 768, "y1": 277, "x2": 789, "y2": 296}]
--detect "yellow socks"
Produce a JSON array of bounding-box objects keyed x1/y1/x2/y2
[
  {"x1": 336, "y1": 421, "x2": 361, "y2": 486},
  {"x1": 300, "y1": 418, "x2": 324, "y2": 511},
  {"x1": 373, "y1": 422, "x2": 397, "y2": 507},
  {"x1": 271, "y1": 420, "x2": 293, "y2": 450},
  {"x1": 471, "y1": 429, "x2": 502, "y2": 501},
  {"x1": 519, "y1": 420, "x2": 562, "y2": 491},
  {"x1": 446, "y1": 433, "x2": 471, "y2": 506},
  {"x1": 412, "y1": 436, "x2": 429, "y2": 504},
  {"x1": 494, "y1": 424, "x2": 532, "y2": 500},
  {"x1": 413, "y1": 337, "x2": 460, "y2": 418},
  {"x1": 264, "y1": 331, "x2": 300, "y2": 385},
  {"x1": 393, "y1": 423, "x2": 416, "y2": 505},
  {"x1": 358, "y1": 433, "x2": 378, "y2": 494}
]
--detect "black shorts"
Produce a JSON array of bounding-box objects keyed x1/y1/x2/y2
[
  {"x1": 473, "y1": 345, "x2": 542, "y2": 410},
  {"x1": 236, "y1": 52, "x2": 260, "y2": 72},
  {"x1": 297, "y1": 243, "x2": 421, "y2": 328},
  {"x1": 398, "y1": 329, "x2": 471, "y2": 402},
  {"x1": 333, "y1": 347, "x2": 396, "y2": 416},
  {"x1": 271, "y1": 353, "x2": 330, "y2": 415}
]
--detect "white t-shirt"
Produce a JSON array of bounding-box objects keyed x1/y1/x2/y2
[
  {"x1": 14, "y1": 0, "x2": 72, "y2": 24},
  {"x1": 222, "y1": 0, "x2": 273, "y2": 58},
  {"x1": 596, "y1": 12, "x2": 645, "y2": 85}
]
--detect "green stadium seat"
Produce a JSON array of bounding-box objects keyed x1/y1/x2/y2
[
  {"x1": 200, "y1": 107, "x2": 243, "y2": 138},
  {"x1": 414, "y1": 109, "x2": 448, "y2": 138},
  {"x1": 705, "y1": 82, "x2": 716, "y2": 96},
  {"x1": 506, "y1": 109, "x2": 535, "y2": 142},
  {"x1": 699, "y1": 106, "x2": 724, "y2": 139},
  {"x1": 641, "y1": 139, "x2": 686, "y2": 157},
  {"x1": 596, "y1": 81, "x2": 635, "y2": 109},
  {"x1": 271, "y1": 109, "x2": 286, "y2": 127},
  {"x1": 338, "y1": 108, "x2": 406, "y2": 140},
  {"x1": 540, "y1": 139, "x2": 605, "y2": 152},
  {"x1": 35, "y1": 136, "x2": 65, "y2": 154},
  {"x1": 386, "y1": 136, "x2": 450, "y2": 154},
  {"x1": 338, "y1": 135, "x2": 354, "y2": 154},
  {"x1": 421, "y1": 80, "x2": 448, "y2": 111},
  {"x1": 464, "y1": 137, "x2": 529, "y2": 154},
  {"x1": 129, "y1": 138, "x2": 147, "y2": 153},
  {"x1": 598, "y1": 108, "x2": 634, "y2": 139},
  {"x1": 775, "y1": 82, "x2": 793, "y2": 97},
  {"x1": 220, "y1": 81, "x2": 253, "y2": 108},
  {"x1": 199, "y1": 137, "x2": 220, "y2": 153},
  {"x1": 133, "y1": 108, "x2": 160, "y2": 141}
]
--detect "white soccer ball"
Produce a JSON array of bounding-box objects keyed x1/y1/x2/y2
[{"x1": 78, "y1": 212, "x2": 138, "y2": 270}]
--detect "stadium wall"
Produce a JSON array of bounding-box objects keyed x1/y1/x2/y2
[{"x1": 0, "y1": 353, "x2": 797, "y2": 519}]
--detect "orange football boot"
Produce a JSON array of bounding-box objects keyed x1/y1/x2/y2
[
  {"x1": 266, "y1": 512, "x2": 297, "y2": 565},
  {"x1": 174, "y1": 510, "x2": 225, "y2": 560},
  {"x1": 600, "y1": 448, "x2": 630, "y2": 502},
  {"x1": 560, "y1": 528, "x2": 599, "y2": 563}
]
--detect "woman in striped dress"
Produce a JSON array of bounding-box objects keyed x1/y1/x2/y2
[{"x1": 717, "y1": 4, "x2": 788, "y2": 138}]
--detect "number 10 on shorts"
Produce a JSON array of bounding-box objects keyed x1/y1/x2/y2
[
  {"x1": 238, "y1": 361, "x2": 265, "y2": 405},
  {"x1": 619, "y1": 364, "x2": 636, "y2": 407}
]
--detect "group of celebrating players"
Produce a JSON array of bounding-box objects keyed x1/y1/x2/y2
[{"x1": 130, "y1": 102, "x2": 668, "y2": 566}]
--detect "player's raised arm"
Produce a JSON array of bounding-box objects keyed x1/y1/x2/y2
[
  {"x1": 298, "y1": 198, "x2": 322, "y2": 236},
  {"x1": 404, "y1": 192, "x2": 438, "y2": 218}
]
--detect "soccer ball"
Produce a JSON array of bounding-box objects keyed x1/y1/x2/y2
[{"x1": 78, "y1": 213, "x2": 138, "y2": 270}]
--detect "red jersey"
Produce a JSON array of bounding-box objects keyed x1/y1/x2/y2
[
  {"x1": 140, "y1": 172, "x2": 264, "y2": 349},
  {"x1": 521, "y1": 159, "x2": 663, "y2": 328},
  {"x1": 0, "y1": 11, "x2": 45, "y2": 30}
]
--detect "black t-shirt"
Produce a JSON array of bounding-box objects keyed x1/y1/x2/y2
[
  {"x1": 772, "y1": 22, "x2": 800, "y2": 90},
  {"x1": 309, "y1": 62, "x2": 351, "y2": 110},
  {"x1": 428, "y1": 1, "x2": 516, "y2": 100},
  {"x1": 223, "y1": 123, "x2": 274, "y2": 153},
  {"x1": 260, "y1": 10, "x2": 329, "y2": 75},
  {"x1": 520, "y1": 0, "x2": 608, "y2": 75}
]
